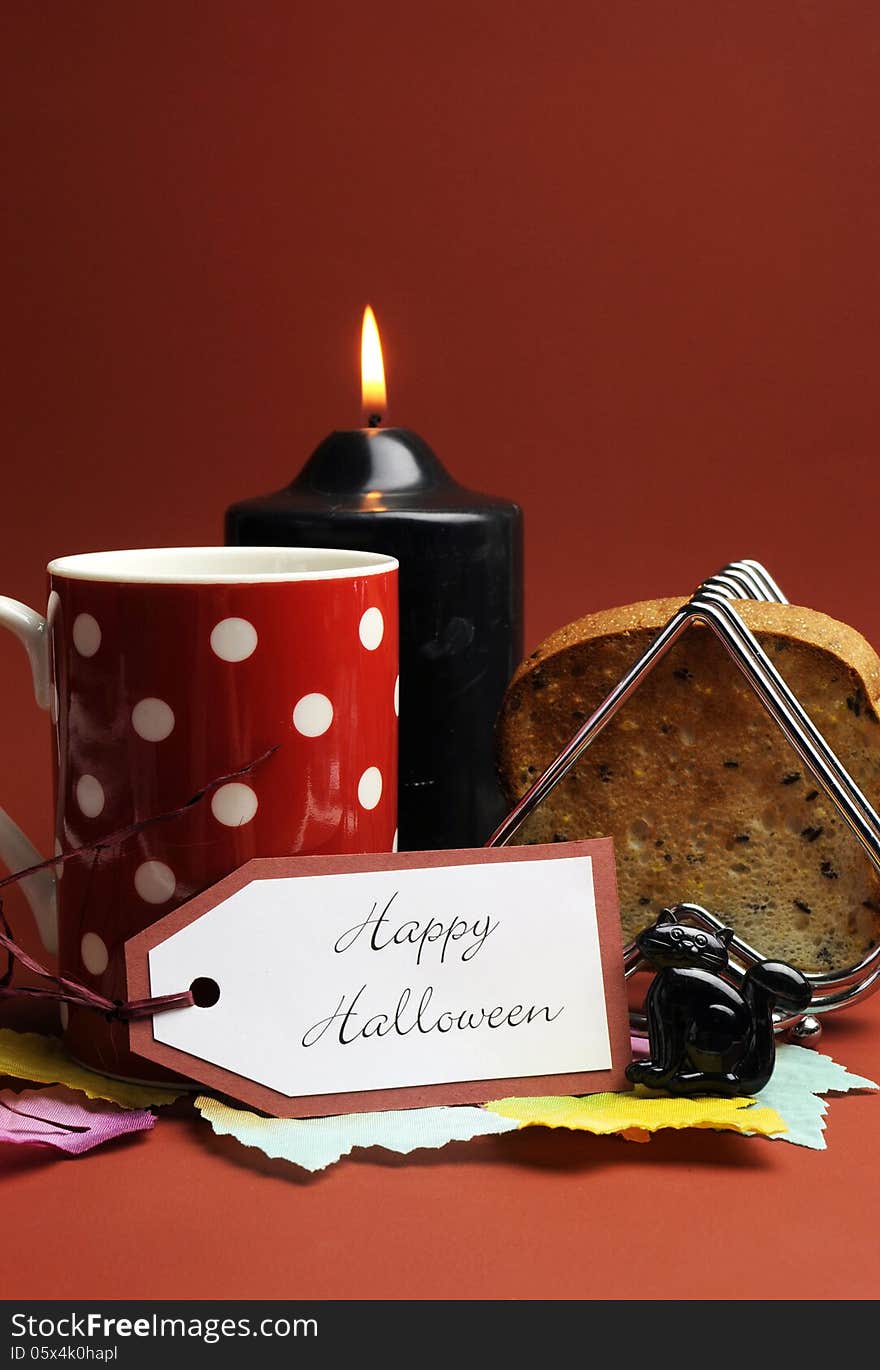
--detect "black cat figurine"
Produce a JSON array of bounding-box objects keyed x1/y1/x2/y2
[{"x1": 626, "y1": 907, "x2": 813, "y2": 1097}]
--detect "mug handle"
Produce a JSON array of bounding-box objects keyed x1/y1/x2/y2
[{"x1": 0, "y1": 595, "x2": 58, "y2": 954}]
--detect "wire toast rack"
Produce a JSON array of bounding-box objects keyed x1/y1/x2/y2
[{"x1": 485, "y1": 559, "x2": 880, "y2": 1042}]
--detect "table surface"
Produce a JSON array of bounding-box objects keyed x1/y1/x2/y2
[{"x1": 2, "y1": 993, "x2": 878, "y2": 1301}]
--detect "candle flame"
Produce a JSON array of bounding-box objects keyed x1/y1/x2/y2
[{"x1": 361, "y1": 305, "x2": 387, "y2": 425}]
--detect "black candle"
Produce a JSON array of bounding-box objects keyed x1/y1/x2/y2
[{"x1": 225, "y1": 310, "x2": 522, "y2": 851}]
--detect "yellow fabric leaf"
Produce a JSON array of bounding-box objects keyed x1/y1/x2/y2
[
  {"x1": 484, "y1": 1090, "x2": 786, "y2": 1137},
  {"x1": 0, "y1": 1029, "x2": 184, "y2": 1109}
]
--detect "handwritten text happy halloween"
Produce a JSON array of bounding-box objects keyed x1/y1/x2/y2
[{"x1": 301, "y1": 891, "x2": 565, "y2": 1048}]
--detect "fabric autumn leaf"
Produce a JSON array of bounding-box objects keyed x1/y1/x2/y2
[
  {"x1": 0, "y1": 1029, "x2": 183, "y2": 1108},
  {"x1": 0, "y1": 1086, "x2": 155, "y2": 1155}
]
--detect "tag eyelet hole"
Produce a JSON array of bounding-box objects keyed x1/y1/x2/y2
[{"x1": 190, "y1": 976, "x2": 220, "y2": 1008}]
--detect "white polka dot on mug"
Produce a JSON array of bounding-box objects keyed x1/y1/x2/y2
[
  {"x1": 359, "y1": 607, "x2": 384, "y2": 650},
  {"x1": 293, "y1": 692, "x2": 334, "y2": 737},
  {"x1": 212, "y1": 782, "x2": 259, "y2": 827},
  {"x1": 72, "y1": 612, "x2": 101, "y2": 658},
  {"x1": 132, "y1": 697, "x2": 175, "y2": 741},
  {"x1": 358, "y1": 766, "x2": 383, "y2": 811},
  {"x1": 211, "y1": 617, "x2": 258, "y2": 661}
]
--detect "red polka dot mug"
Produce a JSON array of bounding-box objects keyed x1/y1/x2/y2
[{"x1": 0, "y1": 546, "x2": 398, "y2": 1079}]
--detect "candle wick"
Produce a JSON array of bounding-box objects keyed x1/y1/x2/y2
[{"x1": 367, "y1": 413, "x2": 383, "y2": 429}]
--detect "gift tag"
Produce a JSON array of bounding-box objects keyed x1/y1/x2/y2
[{"x1": 126, "y1": 840, "x2": 630, "y2": 1117}]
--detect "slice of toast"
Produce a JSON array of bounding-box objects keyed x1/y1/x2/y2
[{"x1": 496, "y1": 598, "x2": 880, "y2": 972}]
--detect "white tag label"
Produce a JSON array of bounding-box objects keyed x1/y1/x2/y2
[{"x1": 146, "y1": 855, "x2": 612, "y2": 1099}]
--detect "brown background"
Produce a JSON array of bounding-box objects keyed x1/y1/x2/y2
[{"x1": 2, "y1": 1, "x2": 880, "y2": 1299}]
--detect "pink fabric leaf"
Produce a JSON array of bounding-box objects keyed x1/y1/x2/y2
[{"x1": 0, "y1": 1086, "x2": 155, "y2": 1155}]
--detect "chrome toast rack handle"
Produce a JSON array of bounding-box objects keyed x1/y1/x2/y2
[{"x1": 486, "y1": 559, "x2": 880, "y2": 1040}]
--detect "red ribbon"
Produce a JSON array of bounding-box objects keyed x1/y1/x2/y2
[
  {"x1": 0, "y1": 745, "x2": 278, "y2": 1022},
  {"x1": 0, "y1": 745, "x2": 278, "y2": 894},
  {"x1": 0, "y1": 907, "x2": 194, "y2": 1020}
]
